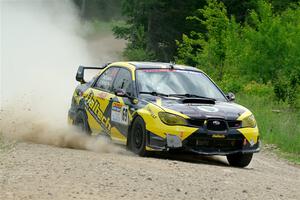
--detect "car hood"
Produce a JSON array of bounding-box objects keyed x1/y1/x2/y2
[{"x1": 143, "y1": 96, "x2": 248, "y2": 120}]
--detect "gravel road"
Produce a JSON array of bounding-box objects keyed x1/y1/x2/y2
[{"x1": 0, "y1": 142, "x2": 299, "y2": 200}]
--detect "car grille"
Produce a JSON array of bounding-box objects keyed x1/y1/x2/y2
[
  {"x1": 188, "y1": 119, "x2": 241, "y2": 130},
  {"x1": 185, "y1": 134, "x2": 244, "y2": 152},
  {"x1": 207, "y1": 120, "x2": 227, "y2": 131}
]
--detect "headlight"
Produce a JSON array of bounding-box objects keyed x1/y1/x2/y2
[
  {"x1": 158, "y1": 112, "x2": 188, "y2": 126},
  {"x1": 241, "y1": 114, "x2": 256, "y2": 128}
]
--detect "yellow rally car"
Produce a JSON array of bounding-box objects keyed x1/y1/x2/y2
[{"x1": 68, "y1": 62, "x2": 260, "y2": 167}]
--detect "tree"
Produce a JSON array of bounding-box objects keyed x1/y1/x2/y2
[
  {"x1": 176, "y1": 0, "x2": 233, "y2": 80},
  {"x1": 176, "y1": 0, "x2": 300, "y2": 105},
  {"x1": 113, "y1": 0, "x2": 206, "y2": 61}
]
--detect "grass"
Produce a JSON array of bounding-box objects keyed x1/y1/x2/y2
[{"x1": 237, "y1": 94, "x2": 300, "y2": 164}]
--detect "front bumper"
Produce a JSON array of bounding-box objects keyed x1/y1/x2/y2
[{"x1": 146, "y1": 130, "x2": 260, "y2": 155}]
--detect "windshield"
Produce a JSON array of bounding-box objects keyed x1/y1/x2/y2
[{"x1": 136, "y1": 69, "x2": 226, "y2": 101}]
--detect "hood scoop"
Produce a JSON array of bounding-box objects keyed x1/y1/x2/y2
[{"x1": 179, "y1": 98, "x2": 215, "y2": 104}]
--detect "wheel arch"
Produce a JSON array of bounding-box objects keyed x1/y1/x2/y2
[{"x1": 127, "y1": 113, "x2": 145, "y2": 147}]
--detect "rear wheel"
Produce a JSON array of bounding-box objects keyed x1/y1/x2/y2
[
  {"x1": 74, "y1": 110, "x2": 91, "y2": 135},
  {"x1": 130, "y1": 116, "x2": 149, "y2": 156},
  {"x1": 226, "y1": 153, "x2": 253, "y2": 168}
]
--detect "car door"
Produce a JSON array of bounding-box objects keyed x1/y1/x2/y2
[
  {"x1": 84, "y1": 67, "x2": 119, "y2": 136},
  {"x1": 110, "y1": 68, "x2": 135, "y2": 144}
]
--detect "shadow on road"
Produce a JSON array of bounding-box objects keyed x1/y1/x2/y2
[{"x1": 149, "y1": 152, "x2": 230, "y2": 167}]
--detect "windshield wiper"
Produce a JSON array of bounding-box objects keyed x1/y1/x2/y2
[
  {"x1": 139, "y1": 91, "x2": 169, "y2": 97},
  {"x1": 168, "y1": 94, "x2": 216, "y2": 101}
]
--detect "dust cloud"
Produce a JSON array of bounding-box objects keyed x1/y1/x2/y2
[{"x1": 0, "y1": 0, "x2": 126, "y2": 153}]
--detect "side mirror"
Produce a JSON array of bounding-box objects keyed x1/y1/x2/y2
[
  {"x1": 114, "y1": 88, "x2": 127, "y2": 97},
  {"x1": 114, "y1": 89, "x2": 138, "y2": 104},
  {"x1": 226, "y1": 92, "x2": 235, "y2": 101},
  {"x1": 76, "y1": 66, "x2": 85, "y2": 84}
]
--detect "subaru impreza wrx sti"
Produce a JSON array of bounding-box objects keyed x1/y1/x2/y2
[{"x1": 68, "y1": 62, "x2": 260, "y2": 167}]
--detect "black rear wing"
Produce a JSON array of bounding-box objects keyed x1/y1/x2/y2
[{"x1": 76, "y1": 63, "x2": 110, "y2": 83}]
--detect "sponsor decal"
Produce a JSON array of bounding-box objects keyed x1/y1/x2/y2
[
  {"x1": 142, "y1": 69, "x2": 176, "y2": 72},
  {"x1": 197, "y1": 106, "x2": 219, "y2": 113},
  {"x1": 146, "y1": 106, "x2": 157, "y2": 119},
  {"x1": 112, "y1": 102, "x2": 122, "y2": 112},
  {"x1": 84, "y1": 91, "x2": 111, "y2": 131},
  {"x1": 97, "y1": 92, "x2": 108, "y2": 99},
  {"x1": 111, "y1": 102, "x2": 129, "y2": 125},
  {"x1": 212, "y1": 134, "x2": 226, "y2": 138}
]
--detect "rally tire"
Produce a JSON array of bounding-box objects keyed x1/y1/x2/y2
[
  {"x1": 74, "y1": 110, "x2": 91, "y2": 135},
  {"x1": 226, "y1": 153, "x2": 253, "y2": 168},
  {"x1": 130, "y1": 116, "x2": 149, "y2": 157}
]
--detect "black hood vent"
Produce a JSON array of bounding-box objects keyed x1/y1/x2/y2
[{"x1": 179, "y1": 98, "x2": 215, "y2": 104}]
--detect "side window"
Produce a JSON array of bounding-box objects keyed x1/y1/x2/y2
[
  {"x1": 113, "y1": 68, "x2": 133, "y2": 96},
  {"x1": 94, "y1": 67, "x2": 119, "y2": 91}
]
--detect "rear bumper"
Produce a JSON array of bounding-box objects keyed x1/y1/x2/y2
[{"x1": 68, "y1": 109, "x2": 77, "y2": 124}]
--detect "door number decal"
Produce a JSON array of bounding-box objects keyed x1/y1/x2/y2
[{"x1": 111, "y1": 102, "x2": 129, "y2": 125}]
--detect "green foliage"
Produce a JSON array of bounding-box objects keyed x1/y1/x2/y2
[
  {"x1": 217, "y1": 74, "x2": 243, "y2": 94},
  {"x1": 243, "y1": 81, "x2": 274, "y2": 97},
  {"x1": 114, "y1": 0, "x2": 207, "y2": 61},
  {"x1": 114, "y1": 0, "x2": 260, "y2": 62},
  {"x1": 270, "y1": 0, "x2": 300, "y2": 12},
  {"x1": 177, "y1": 0, "x2": 249, "y2": 82},
  {"x1": 176, "y1": 0, "x2": 300, "y2": 108},
  {"x1": 274, "y1": 72, "x2": 300, "y2": 107},
  {"x1": 113, "y1": 23, "x2": 156, "y2": 60},
  {"x1": 221, "y1": 0, "x2": 257, "y2": 22},
  {"x1": 123, "y1": 48, "x2": 156, "y2": 61}
]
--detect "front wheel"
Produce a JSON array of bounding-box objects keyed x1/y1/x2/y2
[
  {"x1": 226, "y1": 153, "x2": 253, "y2": 168},
  {"x1": 130, "y1": 116, "x2": 149, "y2": 157}
]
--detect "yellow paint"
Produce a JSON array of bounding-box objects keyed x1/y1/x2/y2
[
  {"x1": 85, "y1": 107, "x2": 103, "y2": 134},
  {"x1": 237, "y1": 110, "x2": 252, "y2": 121},
  {"x1": 67, "y1": 116, "x2": 73, "y2": 125},
  {"x1": 237, "y1": 126, "x2": 259, "y2": 144},
  {"x1": 89, "y1": 88, "x2": 115, "y2": 112},
  {"x1": 156, "y1": 98, "x2": 162, "y2": 106},
  {"x1": 132, "y1": 98, "x2": 139, "y2": 104},
  {"x1": 73, "y1": 91, "x2": 81, "y2": 104},
  {"x1": 162, "y1": 107, "x2": 190, "y2": 119},
  {"x1": 111, "y1": 127, "x2": 127, "y2": 144},
  {"x1": 236, "y1": 110, "x2": 259, "y2": 144},
  {"x1": 138, "y1": 104, "x2": 197, "y2": 140},
  {"x1": 146, "y1": 146, "x2": 156, "y2": 151},
  {"x1": 108, "y1": 62, "x2": 136, "y2": 80}
]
